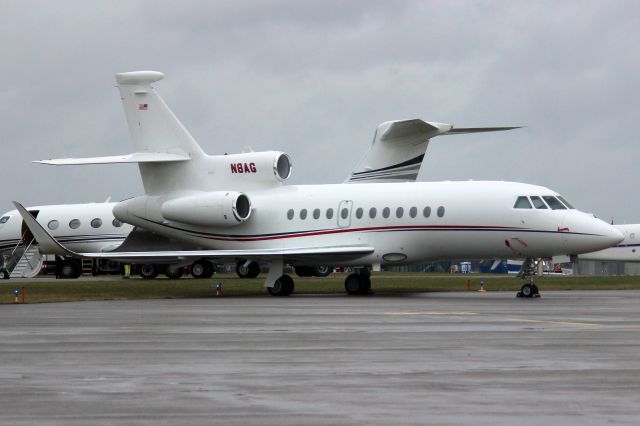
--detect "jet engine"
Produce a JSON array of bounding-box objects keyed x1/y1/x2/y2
[
  {"x1": 222, "y1": 151, "x2": 292, "y2": 184},
  {"x1": 161, "y1": 191, "x2": 251, "y2": 227}
]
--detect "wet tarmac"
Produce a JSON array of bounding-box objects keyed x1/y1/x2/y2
[{"x1": 1, "y1": 291, "x2": 640, "y2": 425}]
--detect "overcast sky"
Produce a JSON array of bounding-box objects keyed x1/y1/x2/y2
[{"x1": 1, "y1": 0, "x2": 639, "y2": 222}]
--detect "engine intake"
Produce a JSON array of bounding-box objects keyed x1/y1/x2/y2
[{"x1": 161, "y1": 191, "x2": 251, "y2": 227}]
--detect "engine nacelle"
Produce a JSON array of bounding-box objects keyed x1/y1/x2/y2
[
  {"x1": 222, "y1": 151, "x2": 292, "y2": 184},
  {"x1": 161, "y1": 191, "x2": 251, "y2": 227}
]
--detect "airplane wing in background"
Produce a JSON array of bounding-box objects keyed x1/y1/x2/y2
[{"x1": 13, "y1": 202, "x2": 374, "y2": 264}]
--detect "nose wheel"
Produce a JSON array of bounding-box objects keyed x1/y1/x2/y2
[
  {"x1": 516, "y1": 258, "x2": 542, "y2": 298},
  {"x1": 517, "y1": 283, "x2": 540, "y2": 298}
]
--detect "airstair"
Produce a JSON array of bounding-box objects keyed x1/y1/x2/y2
[{"x1": 5, "y1": 235, "x2": 44, "y2": 278}]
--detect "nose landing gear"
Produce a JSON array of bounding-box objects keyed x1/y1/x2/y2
[{"x1": 516, "y1": 258, "x2": 542, "y2": 298}]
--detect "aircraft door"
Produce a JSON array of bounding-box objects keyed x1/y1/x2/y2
[
  {"x1": 21, "y1": 210, "x2": 40, "y2": 243},
  {"x1": 337, "y1": 200, "x2": 353, "y2": 228}
]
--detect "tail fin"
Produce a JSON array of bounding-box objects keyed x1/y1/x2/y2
[
  {"x1": 115, "y1": 71, "x2": 205, "y2": 158},
  {"x1": 115, "y1": 71, "x2": 208, "y2": 194},
  {"x1": 346, "y1": 119, "x2": 521, "y2": 183},
  {"x1": 347, "y1": 119, "x2": 451, "y2": 182}
]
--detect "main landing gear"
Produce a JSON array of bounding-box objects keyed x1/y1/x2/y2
[
  {"x1": 516, "y1": 258, "x2": 542, "y2": 298},
  {"x1": 236, "y1": 260, "x2": 260, "y2": 279},
  {"x1": 264, "y1": 261, "x2": 373, "y2": 297},
  {"x1": 267, "y1": 274, "x2": 295, "y2": 296},
  {"x1": 344, "y1": 269, "x2": 372, "y2": 295}
]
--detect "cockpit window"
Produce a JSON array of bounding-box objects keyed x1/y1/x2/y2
[
  {"x1": 529, "y1": 196, "x2": 548, "y2": 209},
  {"x1": 0, "y1": 216, "x2": 10, "y2": 224},
  {"x1": 542, "y1": 196, "x2": 567, "y2": 210},
  {"x1": 557, "y1": 195, "x2": 575, "y2": 209},
  {"x1": 514, "y1": 196, "x2": 532, "y2": 209}
]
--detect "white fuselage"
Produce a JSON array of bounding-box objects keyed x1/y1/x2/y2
[
  {"x1": 579, "y1": 224, "x2": 640, "y2": 262},
  {"x1": 0, "y1": 203, "x2": 132, "y2": 255},
  {"x1": 114, "y1": 181, "x2": 622, "y2": 267}
]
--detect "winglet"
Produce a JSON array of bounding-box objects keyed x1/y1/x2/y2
[{"x1": 12, "y1": 202, "x2": 82, "y2": 258}]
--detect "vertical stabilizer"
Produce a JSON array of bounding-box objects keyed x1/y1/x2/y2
[
  {"x1": 346, "y1": 120, "x2": 521, "y2": 183},
  {"x1": 115, "y1": 71, "x2": 206, "y2": 194},
  {"x1": 347, "y1": 119, "x2": 452, "y2": 182},
  {"x1": 115, "y1": 71, "x2": 205, "y2": 157}
]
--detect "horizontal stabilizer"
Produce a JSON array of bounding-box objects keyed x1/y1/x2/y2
[
  {"x1": 13, "y1": 201, "x2": 374, "y2": 263},
  {"x1": 34, "y1": 152, "x2": 191, "y2": 165},
  {"x1": 443, "y1": 126, "x2": 522, "y2": 135}
]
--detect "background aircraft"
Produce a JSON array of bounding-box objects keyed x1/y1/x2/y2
[
  {"x1": 0, "y1": 202, "x2": 221, "y2": 280},
  {"x1": 578, "y1": 224, "x2": 640, "y2": 262},
  {"x1": 0, "y1": 202, "x2": 129, "y2": 279}
]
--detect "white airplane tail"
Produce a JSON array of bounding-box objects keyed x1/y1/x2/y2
[
  {"x1": 36, "y1": 71, "x2": 294, "y2": 194},
  {"x1": 115, "y1": 71, "x2": 204, "y2": 158},
  {"x1": 346, "y1": 119, "x2": 520, "y2": 183},
  {"x1": 36, "y1": 71, "x2": 211, "y2": 194},
  {"x1": 115, "y1": 71, "x2": 207, "y2": 194}
]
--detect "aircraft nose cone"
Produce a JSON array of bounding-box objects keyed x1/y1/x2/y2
[
  {"x1": 563, "y1": 212, "x2": 625, "y2": 254},
  {"x1": 606, "y1": 226, "x2": 625, "y2": 246}
]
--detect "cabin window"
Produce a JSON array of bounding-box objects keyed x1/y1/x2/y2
[
  {"x1": 529, "y1": 196, "x2": 547, "y2": 209},
  {"x1": 69, "y1": 219, "x2": 81, "y2": 229},
  {"x1": 369, "y1": 207, "x2": 377, "y2": 219},
  {"x1": 313, "y1": 208, "x2": 320, "y2": 219},
  {"x1": 48, "y1": 220, "x2": 59, "y2": 230},
  {"x1": 382, "y1": 207, "x2": 390, "y2": 218},
  {"x1": 287, "y1": 209, "x2": 294, "y2": 220},
  {"x1": 423, "y1": 206, "x2": 431, "y2": 218},
  {"x1": 437, "y1": 206, "x2": 445, "y2": 217},
  {"x1": 0, "y1": 216, "x2": 10, "y2": 224},
  {"x1": 300, "y1": 209, "x2": 308, "y2": 220},
  {"x1": 112, "y1": 218, "x2": 123, "y2": 227},
  {"x1": 326, "y1": 208, "x2": 334, "y2": 219},
  {"x1": 557, "y1": 195, "x2": 575, "y2": 209},
  {"x1": 542, "y1": 196, "x2": 567, "y2": 210},
  {"x1": 340, "y1": 208, "x2": 349, "y2": 219},
  {"x1": 355, "y1": 207, "x2": 363, "y2": 219},
  {"x1": 91, "y1": 218, "x2": 102, "y2": 228},
  {"x1": 514, "y1": 196, "x2": 532, "y2": 209},
  {"x1": 409, "y1": 207, "x2": 417, "y2": 218},
  {"x1": 396, "y1": 207, "x2": 404, "y2": 218}
]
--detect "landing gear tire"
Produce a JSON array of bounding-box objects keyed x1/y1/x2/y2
[
  {"x1": 236, "y1": 261, "x2": 260, "y2": 278},
  {"x1": 345, "y1": 273, "x2": 371, "y2": 295},
  {"x1": 517, "y1": 283, "x2": 540, "y2": 298},
  {"x1": 0, "y1": 269, "x2": 9, "y2": 279},
  {"x1": 140, "y1": 263, "x2": 159, "y2": 279},
  {"x1": 59, "y1": 259, "x2": 81, "y2": 279},
  {"x1": 164, "y1": 264, "x2": 184, "y2": 279},
  {"x1": 191, "y1": 260, "x2": 214, "y2": 279},
  {"x1": 267, "y1": 274, "x2": 294, "y2": 296},
  {"x1": 313, "y1": 265, "x2": 332, "y2": 277}
]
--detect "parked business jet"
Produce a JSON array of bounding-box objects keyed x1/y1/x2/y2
[
  {"x1": 0, "y1": 202, "x2": 130, "y2": 278},
  {"x1": 578, "y1": 224, "x2": 640, "y2": 262},
  {"x1": 0, "y1": 202, "x2": 225, "y2": 280},
  {"x1": 20, "y1": 71, "x2": 623, "y2": 298}
]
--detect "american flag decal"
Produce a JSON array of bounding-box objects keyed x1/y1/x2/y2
[{"x1": 138, "y1": 103, "x2": 148, "y2": 110}]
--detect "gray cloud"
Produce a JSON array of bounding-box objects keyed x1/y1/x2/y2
[{"x1": 1, "y1": 0, "x2": 639, "y2": 223}]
